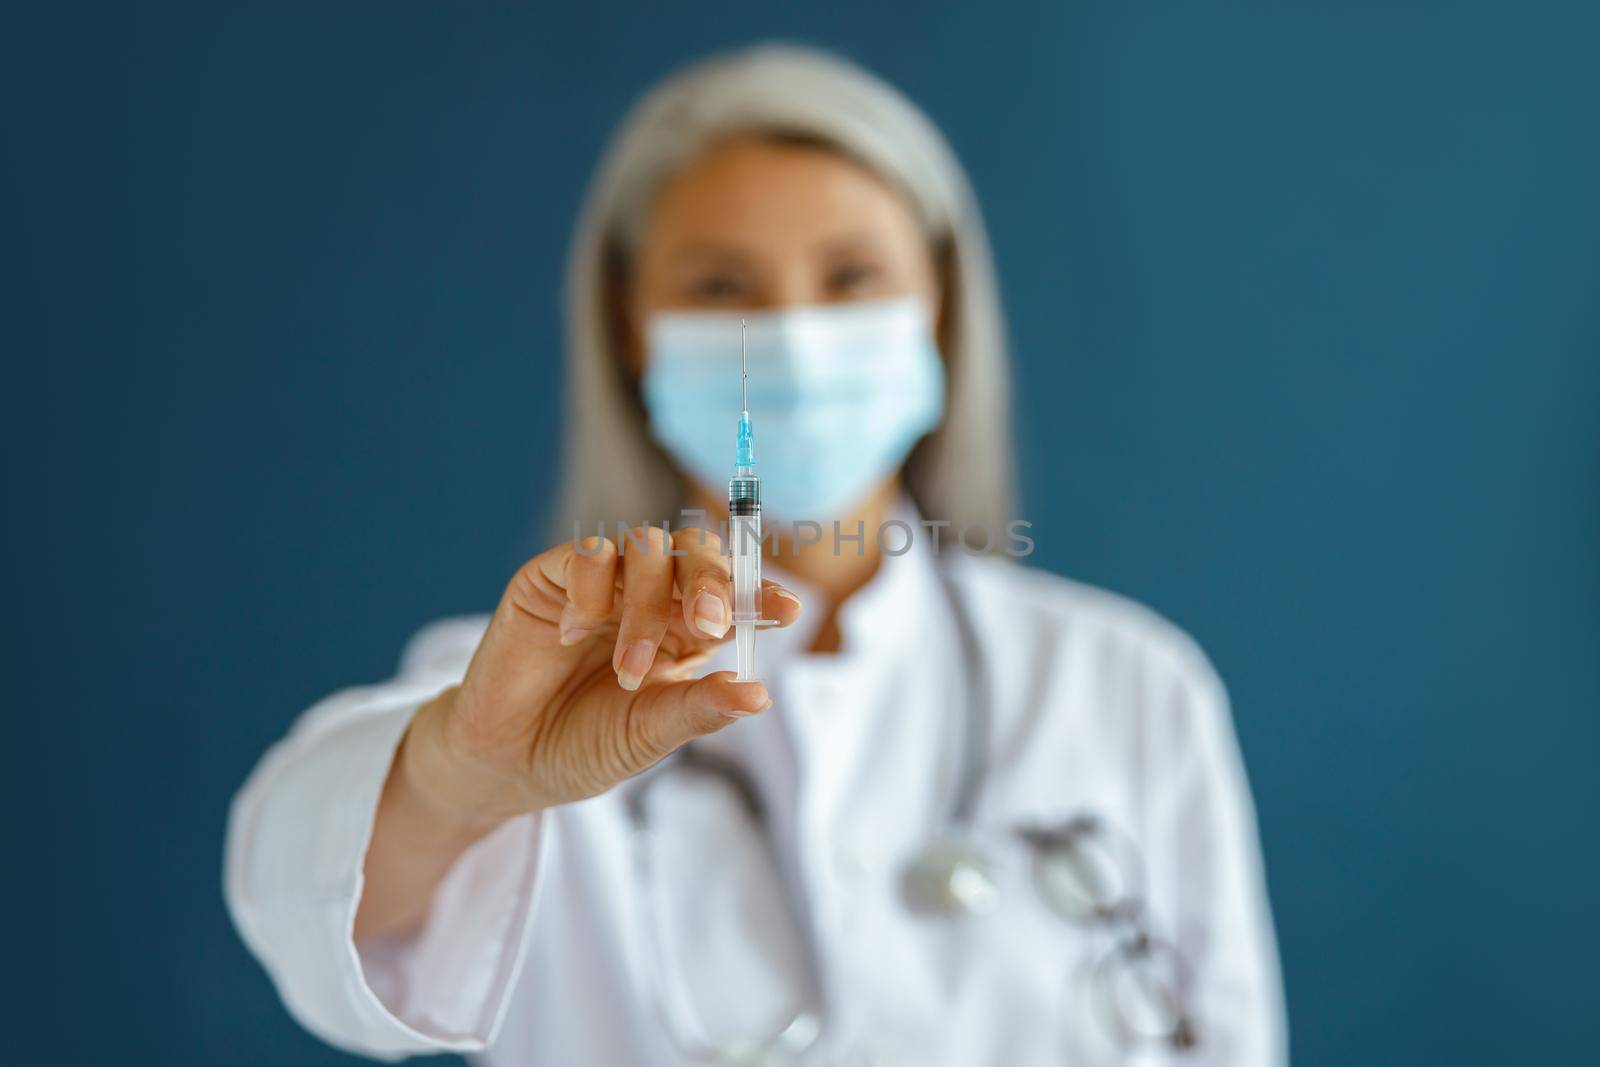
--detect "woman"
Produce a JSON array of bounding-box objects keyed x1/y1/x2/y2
[{"x1": 226, "y1": 44, "x2": 1285, "y2": 1065}]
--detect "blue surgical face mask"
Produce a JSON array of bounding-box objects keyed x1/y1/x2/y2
[{"x1": 642, "y1": 296, "x2": 946, "y2": 522}]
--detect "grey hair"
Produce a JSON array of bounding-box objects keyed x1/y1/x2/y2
[{"x1": 553, "y1": 43, "x2": 1016, "y2": 541}]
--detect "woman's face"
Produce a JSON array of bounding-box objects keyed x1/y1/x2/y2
[{"x1": 626, "y1": 135, "x2": 941, "y2": 372}]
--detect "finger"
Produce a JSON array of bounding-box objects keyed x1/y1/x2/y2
[
  {"x1": 631, "y1": 671, "x2": 773, "y2": 757},
  {"x1": 658, "y1": 648, "x2": 714, "y2": 681},
  {"x1": 655, "y1": 575, "x2": 805, "y2": 659},
  {"x1": 613, "y1": 526, "x2": 676, "y2": 691},
  {"x1": 760, "y1": 580, "x2": 804, "y2": 628},
  {"x1": 671, "y1": 527, "x2": 732, "y2": 639},
  {"x1": 535, "y1": 536, "x2": 618, "y2": 645}
]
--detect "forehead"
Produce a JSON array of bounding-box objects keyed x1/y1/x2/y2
[{"x1": 642, "y1": 136, "x2": 925, "y2": 251}]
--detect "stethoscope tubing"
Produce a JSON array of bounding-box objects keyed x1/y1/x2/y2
[{"x1": 624, "y1": 562, "x2": 992, "y2": 1063}]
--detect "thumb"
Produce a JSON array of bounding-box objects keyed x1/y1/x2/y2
[{"x1": 629, "y1": 671, "x2": 772, "y2": 758}]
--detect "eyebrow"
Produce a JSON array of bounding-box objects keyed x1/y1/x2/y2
[
  {"x1": 813, "y1": 228, "x2": 890, "y2": 259},
  {"x1": 663, "y1": 230, "x2": 893, "y2": 272}
]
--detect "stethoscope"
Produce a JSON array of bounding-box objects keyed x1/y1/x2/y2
[{"x1": 625, "y1": 568, "x2": 1200, "y2": 1064}]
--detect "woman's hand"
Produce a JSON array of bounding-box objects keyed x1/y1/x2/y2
[
  {"x1": 356, "y1": 526, "x2": 801, "y2": 939},
  {"x1": 415, "y1": 525, "x2": 800, "y2": 823}
]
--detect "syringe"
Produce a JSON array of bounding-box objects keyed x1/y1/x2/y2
[{"x1": 728, "y1": 319, "x2": 773, "y2": 681}]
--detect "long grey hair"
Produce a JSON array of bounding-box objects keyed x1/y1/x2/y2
[{"x1": 553, "y1": 43, "x2": 1016, "y2": 542}]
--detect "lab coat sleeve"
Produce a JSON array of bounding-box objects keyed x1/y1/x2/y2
[
  {"x1": 1139, "y1": 643, "x2": 1289, "y2": 1066},
  {"x1": 224, "y1": 621, "x2": 543, "y2": 1060}
]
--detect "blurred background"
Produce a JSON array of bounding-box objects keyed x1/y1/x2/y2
[{"x1": 5, "y1": 2, "x2": 1597, "y2": 1064}]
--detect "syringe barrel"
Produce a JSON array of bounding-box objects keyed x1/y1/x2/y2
[
  {"x1": 728, "y1": 473, "x2": 762, "y2": 681},
  {"x1": 731, "y1": 517, "x2": 761, "y2": 619}
]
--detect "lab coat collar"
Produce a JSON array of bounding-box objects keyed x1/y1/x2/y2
[
  {"x1": 740, "y1": 494, "x2": 944, "y2": 826},
  {"x1": 760, "y1": 492, "x2": 939, "y2": 672}
]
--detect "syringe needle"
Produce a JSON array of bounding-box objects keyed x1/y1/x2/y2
[{"x1": 740, "y1": 318, "x2": 748, "y2": 411}]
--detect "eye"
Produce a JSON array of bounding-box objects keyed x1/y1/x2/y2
[
  {"x1": 825, "y1": 260, "x2": 884, "y2": 298},
  {"x1": 684, "y1": 272, "x2": 753, "y2": 305}
]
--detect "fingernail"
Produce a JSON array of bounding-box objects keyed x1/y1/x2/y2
[
  {"x1": 558, "y1": 607, "x2": 592, "y2": 646},
  {"x1": 770, "y1": 587, "x2": 802, "y2": 608},
  {"x1": 731, "y1": 698, "x2": 774, "y2": 718},
  {"x1": 616, "y1": 640, "x2": 654, "y2": 691},
  {"x1": 693, "y1": 592, "x2": 729, "y2": 638}
]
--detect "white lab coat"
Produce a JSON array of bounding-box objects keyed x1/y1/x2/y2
[{"x1": 226, "y1": 526, "x2": 1286, "y2": 1066}]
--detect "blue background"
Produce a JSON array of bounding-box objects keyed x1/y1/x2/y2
[{"x1": 5, "y1": 3, "x2": 1597, "y2": 1064}]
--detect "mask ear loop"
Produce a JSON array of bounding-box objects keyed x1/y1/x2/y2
[
  {"x1": 898, "y1": 231, "x2": 962, "y2": 527},
  {"x1": 603, "y1": 235, "x2": 652, "y2": 393},
  {"x1": 599, "y1": 234, "x2": 700, "y2": 525},
  {"x1": 929, "y1": 230, "x2": 957, "y2": 355}
]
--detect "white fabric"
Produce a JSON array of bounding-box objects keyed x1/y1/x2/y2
[{"x1": 226, "y1": 526, "x2": 1286, "y2": 1065}]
